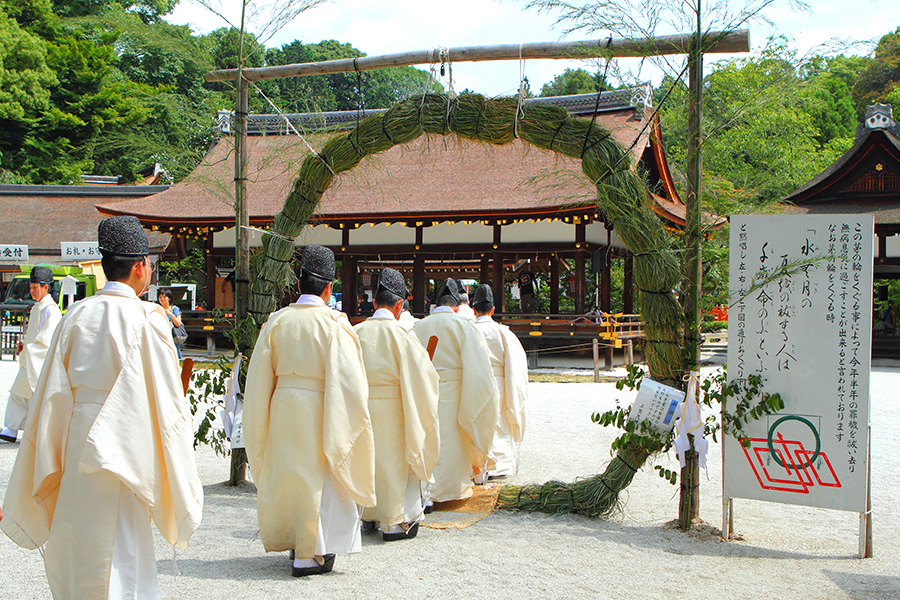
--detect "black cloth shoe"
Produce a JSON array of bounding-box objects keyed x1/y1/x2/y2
[
  {"x1": 423, "y1": 502, "x2": 434, "y2": 514},
  {"x1": 0, "y1": 433, "x2": 17, "y2": 443},
  {"x1": 361, "y1": 520, "x2": 377, "y2": 532},
  {"x1": 291, "y1": 554, "x2": 335, "y2": 577},
  {"x1": 382, "y1": 521, "x2": 419, "y2": 542}
]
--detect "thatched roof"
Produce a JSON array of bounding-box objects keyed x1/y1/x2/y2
[
  {"x1": 0, "y1": 184, "x2": 170, "y2": 262},
  {"x1": 97, "y1": 90, "x2": 690, "y2": 233}
]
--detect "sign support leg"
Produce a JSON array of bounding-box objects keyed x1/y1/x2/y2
[
  {"x1": 722, "y1": 497, "x2": 733, "y2": 540},
  {"x1": 859, "y1": 424, "x2": 873, "y2": 558}
]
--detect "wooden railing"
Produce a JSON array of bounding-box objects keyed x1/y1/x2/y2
[
  {"x1": 500, "y1": 312, "x2": 644, "y2": 346},
  {"x1": 0, "y1": 304, "x2": 29, "y2": 360}
]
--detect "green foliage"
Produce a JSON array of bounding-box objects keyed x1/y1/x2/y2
[
  {"x1": 657, "y1": 39, "x2": 861, "y2": 212},
  {"x1": 590, "y1": 364, "x2": 784, "y2": 487},
  {"x1": 158, "y1": 246, "x2": 206, "y2": 299},
  {"x1": 0, "y1": 0, "x2": 226, "y2": 183},
  {"x1": 0, "y1": 9, "x2": 56, "y2": 120},
  {"x1": 854, "y1": 27, "x2": 900, "y2": 114},
  {"x1": 259, "y1": 39, "x2": 441, "y2": 113},
  {"x1": 700, "y1": 367, "x2": 785, "y2": 447},
  {"x1": 540, "y1": 67, "x2": 608, "y2": 97},
  {"x1": 187, "y1": 354, "x2": 231, "y2": 457}
]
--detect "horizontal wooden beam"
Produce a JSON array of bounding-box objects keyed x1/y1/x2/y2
[{"x1": 205, "y1": 29, "x2": 750, "y2": 83}]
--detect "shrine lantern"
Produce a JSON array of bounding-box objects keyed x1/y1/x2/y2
[
  {"x1": 360, "y1": 271, "x2": 372, "y2": 288},
  {"x1": 566, "y1": 273, "x2": 577, "y2": 296}
]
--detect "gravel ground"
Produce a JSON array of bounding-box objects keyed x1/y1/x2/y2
[{"x1": 0, "y1": 357, "x2": 897, "y2": 600}]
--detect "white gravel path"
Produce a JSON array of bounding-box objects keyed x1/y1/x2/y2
[{"x1": 0, "y1": 357, "x2": 897, "y2": 599}]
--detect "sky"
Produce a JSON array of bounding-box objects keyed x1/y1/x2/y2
[{"x1": 166, "y1": 0, "x2": 900, "y2": 97}]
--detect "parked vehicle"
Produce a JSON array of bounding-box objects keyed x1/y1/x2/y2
[{"x1": 3, "y1": 264, "x2": 98, "y2": 312}]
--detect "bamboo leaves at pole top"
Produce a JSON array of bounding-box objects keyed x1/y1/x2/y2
[{"x1": 247, "y1": 92, "x2": 685, "y2": 516}]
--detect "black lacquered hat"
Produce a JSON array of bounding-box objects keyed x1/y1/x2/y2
[
  {"x1": 378, "y1": 268, "x2": 408, "y2": 298},
  {"x1": 30, "y1": 266, "x2": 54, "y2": 285},
  {"x1": 301, "y1": 245, "x2": 335, "y2": 281},
  {"x1": 435, "y1": 277, "x2": 461, "y2": 304},
  {"x1": 472, "y1": 283, "x2": 493, "y2": 309},
  {"x1": 98, "y1": 216, "x2": 149, "y2": 257}
]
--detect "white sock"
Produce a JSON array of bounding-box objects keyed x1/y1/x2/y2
[{"x1": 293, "y1": 557, "x2": 319, "y2": 568}]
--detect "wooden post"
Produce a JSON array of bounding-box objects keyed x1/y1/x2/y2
[
  {"x1": 679, "y1": 7, "x2": 704, "y2": 531},
  {"x1": 722, "y1": 497, "x2": 733, "y2": 541},
  {"x1": 492, "y1": 225, "x2": 503, "y2": 315},
  {"x1": 604, "y1": 344, "x2": 614, "y2": 370},
  {"x1": 550, "y1": 255, "x2": 560, "y2": 314},
  {"x1": 592, "y1": 338, "x2": 600, "y2": 382},
  {"x1": 575, "y1": 224, "x2": 586, "y2": 314},
  {"x1": 414, "y1": 254, "x2": 426, "y2": 314},
  {"x1": 625, "y1": 339, "x2": 634, "y2": 365},
  {"x1": 860, "y1": 424, "x2": 873, "y2": 558},
  {"x1": 600, "y1": 250, "x2": 611, "y2": 313},
  {"x1": 480, "y1": 254, "x2": 490, "y2": 284},
  {"x1": 205, "y1": 233, "x2": 217, "y2": 309},
  {"x1": 624, "y1": 255, "x2": 634, "y2": 314}
]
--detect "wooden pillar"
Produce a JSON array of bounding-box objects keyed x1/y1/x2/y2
[
  {"x1": 878, "y1": 232, "x2": 887, "y2": 259},
  {"x1": 492, "y1": 225, "x2": 504, "y2": 315},
  {"x1": 205, "y1": 234, "x2": 216, "y2": 309},
  {"x1": 341, "y1": 229, "x2": 358, "y2": 317},
  {"x1": 624, "y1": 255, "x2": 634, "y2": 314},
  {"x1": 480, "y1": 254, "x2": 490, "y2": 284},
  {"x1": 575, "y1": 224, "x2": 586, "y2": 314},
  {"x1": 600, "y1": 250, "x2": 611, "y2": 313},
  {"x1": 550, "y1": 255, "x2": 560, "y2": 314},
  {"x1": 413, "y1": 227, "x2": 426, "y2": 313}
]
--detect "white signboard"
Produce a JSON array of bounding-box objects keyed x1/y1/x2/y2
[
  {"x1": 0, "y1": 245, "x2": 28, "y2": 261},
  {"x1": 61, "y1": 242, "x2": 101, "y2": 260},
  {"x1": 724, "y1": 215, "x2": 873, "y2": 513}
]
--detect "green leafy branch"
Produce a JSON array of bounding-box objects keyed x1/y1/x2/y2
[
  {"x1": 594, "y1": 364, "x2": 785, "y2": 486},
  {"x1": 699, "y1": 367, "x2": 785, "y2": 447}
]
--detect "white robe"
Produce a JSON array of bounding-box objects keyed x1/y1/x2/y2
[
  {"x1": 397, "y1": 310, "x2": 418, "y2": 333},
  {"x1": 5, "y1": 294, "x2": 62, "y2": 431},
  {"x1": 1, "y1": 283, "x2": 203, "y2": 600},
  {"x1": 354, "y1": 309, "x2": 439, "y2": 526},
  {"x1": 456, "y1": 303, "x2": 476, "y2": 321},
  {"x1": 243, "y1": 295, "x2": 376, "y2": 559},
  {"x1": 413, "y1": 309, "x2": 498, "y2": 502},
  {"x1": 474, "y1": 315, "x2": 529, "y2": 476}
]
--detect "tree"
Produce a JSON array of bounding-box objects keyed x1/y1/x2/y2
[
  {"x1": 262, "y1": 39, "x2": 441, "y2": 113},
  {"x1": 854, "y1": 27, "x2": 900, "y2": 115},
  {"x1": 540, "y1": 67, "x2": 608, "y2": 96}
]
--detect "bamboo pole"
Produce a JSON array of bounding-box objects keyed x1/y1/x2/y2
[
  {"x1": 229, "y1": 1, "x2": 250, "y2": 487},
  {"x1": 205, "y1": 30, "x2": 750, "y2": 82},
  {"x1": 679, "y1": 5, "x2": 705, "y2": 531}
]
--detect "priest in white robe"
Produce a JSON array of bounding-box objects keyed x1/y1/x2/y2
[
  {"x1": 397, "y1": 299, "x2": 418, "y2": 333},
  {"x1": 472, "y1": 284, "x2": 529, "y2": 478},
  {"x1": 413, "y1": 278, "x2": 498, "y2": 502},
  {"x1": 1, "y1": 216, "x2": 203, "y2": 599},
  {"x1": 1, "y1": 266, "x2": 62, "y2": 443},
  {"x1": 243, "y1": 244, "x2": 376, "y2": 577},
  {"x1": 354, "y1": 269, "x2": 439, "y2": 541},
  {"x1": 456, "y1": 291, "x2": 476, "y2": 321}
]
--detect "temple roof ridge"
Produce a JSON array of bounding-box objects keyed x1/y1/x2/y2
[{"x1": 216, "y1": 85, "x2": 652, "y2": 135}]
